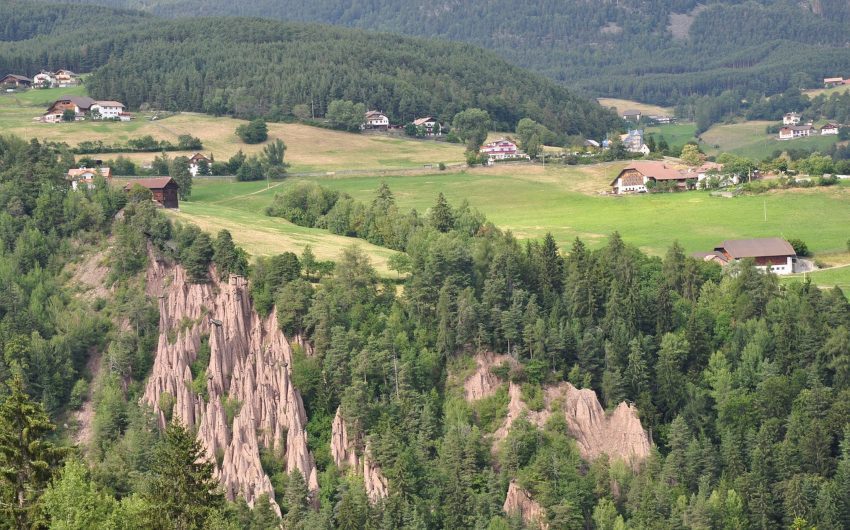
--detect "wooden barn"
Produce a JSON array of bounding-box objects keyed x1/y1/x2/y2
[{"x1": 124, "y1": 177, "x2": 180, "y2": 209}]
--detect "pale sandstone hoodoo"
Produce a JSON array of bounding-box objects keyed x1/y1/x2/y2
[
  {"x1": 503, "y1": 480, "x2": 549, "y2": 530},
  {"x1": 464, "y1": 352, "x2": 513, "y2": 401},
  {"x1": 142, "y1": 256, "x2": 318, "y2": 515},
  {"x1": 465, "y1": 353, "x2": 651, "y2": 468},
  {"x1": 465, "y1": 353, "x2": 651, "y2": 527},
  {"x1": 330, "y1": 407, "x2": 389, "y2": 502}
]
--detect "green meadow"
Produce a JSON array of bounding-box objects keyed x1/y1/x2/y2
[
  {"x1": 170, "y1": 167, "x2": 850, "y2": 291},
  {"x1": 701, "y1": 121, "x2": 841, "y2": 160}
]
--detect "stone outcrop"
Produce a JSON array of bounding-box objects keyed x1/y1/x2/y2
[
  {"x1": 464, "y1": 352, "x2": 512, "y2": 401},
  {"x1": 503, "y1": 480, "x2": 548, "y2": 530},
  {"x1": 464, "y1": 353, "x2": 651, "y2": 469},
  {"x1": 330, "y1": 407, "x2": 388, "y2": 502},
  {"x1": 545, "y1": 383, "x2": 651, "y2": 469},
  {"x1": 142, "y1": 256, "x2": 318, "y2": 515}
]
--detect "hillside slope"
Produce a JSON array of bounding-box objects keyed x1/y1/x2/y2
[
  {"x1": 44, "y1": 0, "x2": 850, "y2": 104},
  {"x1": 0, "y1": 2, "x2": 619, "y2": 136}
]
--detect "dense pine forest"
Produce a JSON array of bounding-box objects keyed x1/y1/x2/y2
[
  {"x1": 0, "y1": 2, "x2": 619, "y2": 136},
  {"x1": 2, "y1": 135, "x2": 850, "y2": 528},
  {"x1": 43, "y1": 0, "x2": 850, "y2": 105}
]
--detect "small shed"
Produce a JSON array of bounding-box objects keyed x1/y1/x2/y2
[{"x1": 124, "y1": 177, "x2": 180, "y2": 208}]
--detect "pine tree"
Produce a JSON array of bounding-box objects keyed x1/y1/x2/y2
[
  {"x1": 430, "y1": 192, "x2": 454, "y2": 232},
  {"x1": 0, "y1": 374, "x2": 63, "y2": 528},
  {"x1": 283, "y1": 470, "x2": 309, "y2": 530},
  {"x1": 169, "y1": 156, "x2": 193, "y2": 199},
  {"x1": 145, "y1": 422, "x2": 224, "y2": 530}
]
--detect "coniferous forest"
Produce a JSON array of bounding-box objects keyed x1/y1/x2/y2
[
  {"x1": 2, "y1": 1, "x2": 850, "y2": 529},
  {"x1": 2, "y1": 136, "x2": 850, "y2": 529},
  {"x1": 0, "y1": 2, "x2": 619, "y2": 136},
  {"x1": 41, "y1": 0, "x2": 850, "y2": 105}
]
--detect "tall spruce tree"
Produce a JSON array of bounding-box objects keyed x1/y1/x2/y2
[{"x1": 0, "y1": 374, "x2": 63, "y2": 528}]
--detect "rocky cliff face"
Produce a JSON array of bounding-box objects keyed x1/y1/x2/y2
[
  {"x1": 503, "y1": 480, "x2": 548, "y2": 530},
  {"x1": 330, "y1": 407, "x2": 388, "y2": 502},
  {"x1": 466, "y1": 354, "x2": 651, "y2": 469},
  {"x1": 142, "y1": 256, "x2": 318, "y2": 514}
]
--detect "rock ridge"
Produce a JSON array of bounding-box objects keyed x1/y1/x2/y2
[
  {"x1": 330, "y1": 407, "x2": 389, "y2": 502},
  {"x1": 142, "y1": 256, "x2": 318, "y2": 515}
]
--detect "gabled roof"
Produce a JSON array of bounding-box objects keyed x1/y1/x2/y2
[
  {"x1": 2, "y1": 74, "x2": 32, "y2": 82},
  {"x1": 715, "y1": 238, "x2": 795, "y2": 259},
  {"x1": 820, "y1": 123, "x2": 840, "y2": 129},
  {"x1": 189, "y1": 152, "x2": 210, "y2": 162},
  {"x1": 622, "y1": 109, "x2": 641, "y2": 116},
  {"x1": 123, "y1": 177, "x2": 178, "y2": 190},
  {"x1": 94, "y1": 100, "x2": 125, "y2": 108},
  {"x1": 365, "y1": 110, "x2": 387, "y2": 118},
  {"x1": 49, "y1": 95, "x2": 96, "y2": 110},
  {"x1": 615, "y1": 161, "x2": 684, "y2": 182},
  {"x1": 413, "y1": 116, "x2": 437, "y2": 126},
  {"x1": 68, "y1": 167, "x2": 111, "y2": 179},
  {"x1": 55, "y1": 69, "x2": 78, "y2": 76},
  {"x1": 824, "y1": 77, "x2": 844, "y2": 83}
]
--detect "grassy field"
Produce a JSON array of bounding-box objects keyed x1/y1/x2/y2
[
  {"x1": 700, "y1": 121, "x2": 840, "y2": 160},
  {"x1": 597, "y1": 98, "x2": 672, "y2": 117},
  {"x1": 645, "y1": 123, "x2": 697, "y2": 152},
  {"x1": 0, "y1": 87, "x2": 465, "y2": 173},
  {"x1": 172, "y1": 164, "x2": 850, "y2": 263},
  {"x1": 803, "y1": 85, "x2": 850, "y2": 98},
  {"x1": 153, "y1": 179, "x2": 401, "y2": 276}
]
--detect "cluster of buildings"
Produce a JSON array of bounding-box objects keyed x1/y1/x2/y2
[
  {"x1": 610, "y1": 160, "x2": 726, "y2": 194},
  {"x1": 778, "y1": 113, "x2": 840, "y2": 140},
  {"x1": 41, "y1": 96, "x2": 131, "y2": 123},
  {"x1": 1, "y1": 69, "x2": 80, "y2": 90},
  {"x1": 66, "y1": 166, "x2": 180, "y2": 209},
  {"x1": 694, "y1": 238, "x2": 799, "y2": 275},
  {"x1": 621, "y1": 109, "x2": 673, "y2": 124},
  {"x1": 362, "y1": 111, "x2": 443, "y2": 136}
]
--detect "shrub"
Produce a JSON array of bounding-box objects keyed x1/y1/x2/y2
[
  {"x1": 787, "y1": 238, "x2": 809, "y2": 257},
  {"x1": 236, "y1": 118, "x2": 268, "y2": 144},
  {"x1": 69, "y1": 379, "x2": 88, "y2": 410}
]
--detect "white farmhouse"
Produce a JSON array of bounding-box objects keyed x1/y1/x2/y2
[
  {"x1": 820, "y1": 123, "x2": 840, "y2": 136},
  {"x1": 363, "y1": 110, "x2": 390, "y2": 130},
  {"x1": 782, "y1": 113, "x2": 801, "y2": 126},
  {"x1": 91, "y1": 101, "x2": 126, "y2": 120}
]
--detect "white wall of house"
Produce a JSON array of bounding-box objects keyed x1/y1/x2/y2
[
  {"x1": 92, "y1": 104, "x2": 124, "y2": 119},
  {"x1": 758, "y1": 256, "x2": 795, "y2": 275}
]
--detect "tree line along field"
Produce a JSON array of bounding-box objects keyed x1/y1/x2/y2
[
  {"x1": 0, "y1": 87, "x2": 466, "y2": 172},
  {"x1": 172, "y1": 166, "x2": 850, "y2": 292}
]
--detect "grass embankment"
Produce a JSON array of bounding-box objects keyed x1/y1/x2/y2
[{"x1": 0, "y1": 87, "x2": 465, "y2": 173}]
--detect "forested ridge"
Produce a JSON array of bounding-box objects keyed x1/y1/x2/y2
[
  {"x1": 41, "y1": 0, "x2": 850, "y2": 105},
  {"x1": 2, "y1": 134, "x2": 850, "y2": 528},
  {"x1": 0, "y1": 2, "x2": 619, "y2": 136}
]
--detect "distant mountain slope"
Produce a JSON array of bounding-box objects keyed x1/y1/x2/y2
[
  {"x1": 49, "y1": 0, "x2": 850, "y2": 104},
  {"x1": 0, "y1": 2, "x2": 619, "y2": 137}
]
